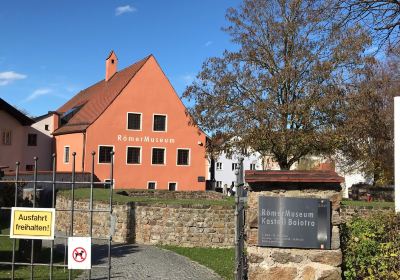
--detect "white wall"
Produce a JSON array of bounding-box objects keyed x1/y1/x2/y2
[{"x1": 214, "y1": 150, "x2": 263, "y2": 189}]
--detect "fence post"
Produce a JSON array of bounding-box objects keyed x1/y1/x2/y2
[{"x1": 235, "y1": 157, "x2": 245, "y2": 280}]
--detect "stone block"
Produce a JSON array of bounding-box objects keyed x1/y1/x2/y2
[
  {"x1": 307, "y1": 250, "x2": 342, "y2": 266},
  {"x1": 317, "y1": 268, "x2": 341, "y2": 280},
  {"x1": 331, "y1": 226, "x2": 340, "y2": 250},
  {"x1": 302, "y1": 266, "x2": 316, "y2": 280},
  {"x1": 271, "y1": 251, "x2": 303, "y2": 264}
]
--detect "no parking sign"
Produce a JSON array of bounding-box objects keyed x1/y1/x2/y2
[{"x1": 68, "y1": 237, "x2": 91, "y2": 269}]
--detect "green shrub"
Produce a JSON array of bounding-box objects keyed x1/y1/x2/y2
[{"x1": 341, "y1": 212, "x2": 400, "y2": 279}]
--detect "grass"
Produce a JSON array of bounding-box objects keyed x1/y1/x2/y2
[
  {"x1": 341, "y1": 199, "x2": 394, "y2": 208},
  {"x1": 59, "y1": 188, "x2": 235, "y2": 207},
  {"x1": 159, "y1": 245, "x2": 235, "y2": 280},
  {"x1": 0, "y1": 221, "x2": 80, "y2": 280}
]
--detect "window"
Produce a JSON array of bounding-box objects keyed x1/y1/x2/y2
[
  {"x1": 232, "y1": 163, "x2": 238, "y2": 171},
  {"x1": 153, "y1": 115, "x2": 166, "y2": 131},
  {"x1": 216, "y1": 181, "x2": 222, "y2": 188},
  {"x1": 152, "y1": 148, "x2": 165, "y2": 165},
  {"x1": 2, "y1": 130, "x2": 11, "y2": 145},
  {"x1": 148, "y1": 182, "x2": 156, "y2": 190},
  {"x1": 27, "y1": 133, "x2": 37, "y2": 146},
  {"x1": 64, "y1": 146, "x2": 70, "y2": 163},
  {"x1": 26, "y1": 165, "x2": 34, "y2": 171},
  {"x1": 127, "y1": 147, "x2": 141, "y2": 164},
  {"x1": 250, "y1": 163, "x2": 256, "y2": 170},
  {"x1": 177, "y1": 149, "x2": 189, "y2": 165},
  {"x1": 45, "y1": 124, "x2": 49, "y2": 131},
  {"x1": 99, "y1": 146, "x2": 114, "y2": 163},
  {"x1": 127, "y1": 113, "x2": 141, "y2": 130},
  {"x1": 168, "y1": 182, "x2": 177, "y2": 191},
  {"x1": 216, "y1": 162, "x2": 223, "y2": 170}
]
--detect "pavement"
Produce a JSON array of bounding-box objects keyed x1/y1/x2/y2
[{"x1": 74, "y1": 243, "x2": 223, "y2": 280}]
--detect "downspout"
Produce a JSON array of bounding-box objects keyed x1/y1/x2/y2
[{"x1": 82, "y1": 132, "x2": 86, "y2": 174}]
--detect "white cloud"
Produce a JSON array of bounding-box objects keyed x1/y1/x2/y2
[
  {"x1": 25, "y1": 88, "x2": 53, "y2": 102},
  {"x1": 204, "y1": 41, "x2": 213, "y2": 47},
  {"x1": 0, "y1": 71, "x2": 27, "y2": 86},
  {"x1": 115, "y1": 5, "x2": 136, "y2": 16}
]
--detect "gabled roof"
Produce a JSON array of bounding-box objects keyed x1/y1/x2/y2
[
  {"x1": 53, "y1": 55, "x2": 152, "y2": 135},
  {"x1": 0, "y1": 98, "x2": 34, "y2": 126}
]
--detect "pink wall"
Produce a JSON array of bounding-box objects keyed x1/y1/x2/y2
[{"x1": 0, "y1": 111, "x2": 53, "y2": 172}]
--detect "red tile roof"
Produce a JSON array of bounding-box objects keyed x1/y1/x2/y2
[{"x1": 53, "y1": 55, "x2": 151, "y2": 135}]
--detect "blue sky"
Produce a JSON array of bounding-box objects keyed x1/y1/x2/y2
[{"x1": 0, "y1": 0, "x2": 240, "y2": 117}]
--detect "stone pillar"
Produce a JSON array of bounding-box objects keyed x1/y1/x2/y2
[{"x1": 245, "y1": 170, "x2": 343, "y2": 280}]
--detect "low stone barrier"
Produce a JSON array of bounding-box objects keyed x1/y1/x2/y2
[
  {"x1": 56, "y1": 196, "x2": 235, "y2": 247},
  {"x1": 116, "y1": 189, "x2": 226, "y2": 200},
  {"x1": 340, "y1": 205, "x2": 394, "y2": 223}
]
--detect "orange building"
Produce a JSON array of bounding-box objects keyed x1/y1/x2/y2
[{"x1": 53, "y1": 52, "x2": 207, "y2": 190}]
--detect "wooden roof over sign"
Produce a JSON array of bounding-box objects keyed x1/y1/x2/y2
[{"x1": 245, "y1": 170, "x2": 344, "y2": 184}]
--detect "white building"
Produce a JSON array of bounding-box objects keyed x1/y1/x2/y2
[{"x1": 213, "y1": 149, "x2": 266, "y2": 191}]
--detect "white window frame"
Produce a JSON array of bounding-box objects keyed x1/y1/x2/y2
[
  {"x1": 250, "y1": 163, "x2": 256, "y2": 170},
  {"x1": 98, "y1": 145, "x2": 115, "y2": 164},
  {"x1": 126, "y1": 112, "x2": 142, "y2": 131},
  {"x1": 151, "y1": 147, "x2": 166, "y2": 165},
  {"x1": 147, "y1": 181, "x2": 157, "y2": 190},
  {"x1": 232, "y1": 163, "x2": 238, "y2": 171},
  {"x1": 176, "y1": 148, "x2": 190, "y2": 166},
  {"x1": 216, "y1": 181, "x2": 222, "y2": 188},
  {"x1": 168, "y1": 181, "x2": 178, "y2": 191},
  {"x1": 64, "y1": 146, "x2": 70, "y2": 164},
  {"x1": 126, "y1": 146, "x2": 142, "y2": 165},
  {"x1": 152, "y1": 113, "x2": 168, "y2": 132},
  {"x1": 216, "y1": 162, "x2": 223, "y2": 170}
]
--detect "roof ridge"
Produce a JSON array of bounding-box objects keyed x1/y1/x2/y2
[{"x1": 53, "y1": 54, "x2": 152, "y2": 135}]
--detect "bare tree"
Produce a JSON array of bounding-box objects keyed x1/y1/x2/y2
[
  {"x1": 340, "y1": 1, "x2": 400, "y2": 47},
  {"x1": 338, "y1": 47, "x2": 400, "y2": 185},
  {"x1": 184, "y1": 0, "x2": 371, "y2": 170}
]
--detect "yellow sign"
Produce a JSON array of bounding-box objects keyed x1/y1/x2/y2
[{"x1": 10, "y1": 207, "x2": 56, "y2": 240}]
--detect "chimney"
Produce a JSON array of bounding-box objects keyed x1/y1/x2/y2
[{"x1": 105, "y1": 51, "x2": 118, "y2": 81}]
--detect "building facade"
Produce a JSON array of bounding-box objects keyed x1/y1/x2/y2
[
  {"x1": 53, "y1": 52, "x2": 207, "y2": 190},
  {"x1": 0, "y1": 98, "x2": 53, "y2": 172}
]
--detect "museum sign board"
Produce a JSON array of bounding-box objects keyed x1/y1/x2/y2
[{"x1": 258, "y1": 196, "x2": 331, "y2": 249}]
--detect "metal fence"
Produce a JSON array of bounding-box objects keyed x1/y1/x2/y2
[{"x1": 0, "y1": 151, "x2": 115, "y2": 280}]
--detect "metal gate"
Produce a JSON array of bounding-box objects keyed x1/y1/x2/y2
[
  {"x1": 0, "y1": 151, "x2": 115, "y2": 280},
  {"x1": 234, "y1": 157, "x2": 247, "y2": 280}
]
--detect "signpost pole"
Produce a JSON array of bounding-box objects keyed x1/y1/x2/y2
[
  {"x1": 395, "y1": 97, "x2": 400, "y2": 212},
  {"x1": 234, "y1": 157, "x2": 245, "y2": 280}
]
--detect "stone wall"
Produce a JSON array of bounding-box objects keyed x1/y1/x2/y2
[
  {"x1": 56, "y1": 196, "x2": 133, "y2": 243},
  {"x1": 246, "y1": 189, "x2": 342, "y2": 280},
  {"x1": 116, "y1": 189, "x2": 226, "y2": 200},
  {"x1": 134, "y1": 203, "x2": 234, "y2": 247},
  {"x1": 55, "y1": 196, "x2": 235, "y2": 247},
  {"x1": 340, "y1": 205, "x2": 394, "y2": 223}
]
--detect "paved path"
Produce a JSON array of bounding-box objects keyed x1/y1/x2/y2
[{"x1": 75, "y1": 244, "x2": 223, "y2": 280}]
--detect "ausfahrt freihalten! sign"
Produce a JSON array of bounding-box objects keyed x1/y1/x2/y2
[
  {"x1": 10, "y1": 207, "x2": 56, "y2": 240},
  {"x1": 258, "y1": 196, "x2": 331, "y2": 249}
]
